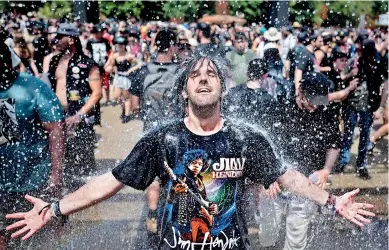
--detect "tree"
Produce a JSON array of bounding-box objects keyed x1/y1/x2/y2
[
  {"x1": 322, "y1": 1, "x2": 374, "y2": 27},
  {"x1": 289, "y1": 0, "x2": 320, "y2": 26},
  {"x1": 0, "y1": 2, "x2": 11, "y2": 15},
  {"x1": 228, "y1": 0, "x2": 263, "y2": 24},
  {"x1": 161, "y1": 1, "x2": 199, "y2": 22},
  {"x1": 99, "y1": 1, "x2": 144, "y2": 20},
  {"x1": 38, "y1": 0, "x2": 73, "y2": 20}
]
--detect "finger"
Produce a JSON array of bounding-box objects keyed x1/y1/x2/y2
[
  {"x1": 355, "y1": 214, "x2": 371, "y2": 224},
  {"x1": 25, "y1": 195, "x2": 40, "y2": 204},
  {"x1": 6, "y1": 220, "x2": 26, "y2": 231},
  {"x1": 275, "y1": 183, "x2": 281, "y2": 192},
  {"x1": 11, "y1": 226, "x2": 30, "y2": 239},
  {"x1": 6, "y1": 213, "x2": 27, "y2": 219},
  {"x1": 21, "y1": 229, "x2": 36, "y2": 241},
  {"x1": 349, "y1": 217, "x2": 364, "y2": 227},
  {"x1": 348, "y1": 188, "x2": 360, "y2": 198},
  {"x1": 357, "y1": 209, "x2": 375, "y2": 217},
  {"x1": 358, "y1": 203, "x2": 375, "y2": 209}
]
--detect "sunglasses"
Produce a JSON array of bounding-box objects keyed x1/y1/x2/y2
[{"x1": 178, "y1": 43, "x2": 191, "y2": 50}]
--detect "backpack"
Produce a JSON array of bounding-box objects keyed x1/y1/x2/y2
[{"x1": 141, "y1": 63, "x2": 179, "y2": 129}]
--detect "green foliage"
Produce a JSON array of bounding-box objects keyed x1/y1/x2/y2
[
  {"x1": 228, "y1": 0, "x2": 262, "y2": 23},
  {"x1": 0, "y1": 2, "x2": 11, "y2": 14},
  {"x1": 38, "y1": 0, "x2": 73, "y2": 19},
  {"x1": 99, "y1": 1, "x2": 144, "y2": 19},
  {"x1": 289, "y1": 1, "x2": 320, "y2": 26},
  {"x1": 161, "y1": 1, "x2": 199, "y2": 21},
  {"x1": 323, "y1": 1, "x2": 374, "y2": 26},
  {"x1": 372, "y1": 1, "x2": 388, "y2": 15}
]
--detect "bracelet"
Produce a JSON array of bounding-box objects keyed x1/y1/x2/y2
[
  {"x1": 38, "y1": 204, "x2": 51, "y2": 215},
  {"x1": 378, "y1": 107, "x2": 384, "y2": 113}
]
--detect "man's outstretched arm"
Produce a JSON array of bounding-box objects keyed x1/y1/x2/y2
[
  {"x1": 6, "y1": 172, "x2": 124, "y2": 240},
  {"x1": 277, "y1": 169, "x2": 375, "y2": 227}
]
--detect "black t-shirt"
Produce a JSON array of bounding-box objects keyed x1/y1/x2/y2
[
  {"x1": 223, "y1": 85, "x2": 277, "y2": 131},
  {"x1": 112, "y1": 120, "x2": 285, "y2": 249},
  {"x1": 296, "y1": 46, "x2": 318, "y2": 73},
  {"x1": 223, "y1": 85, "x2": 340, "y2": 176},
  {"x1": 86, "y1": 38, "x2": 111, "y2": 67}
]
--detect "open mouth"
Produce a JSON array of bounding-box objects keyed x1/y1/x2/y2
[{"x1": 197, "y1": 87, "x2": 211, "y2": 93}]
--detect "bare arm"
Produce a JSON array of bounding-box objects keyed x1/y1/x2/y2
[
  {"x1": 328, "y1": 78, "x2": 359, "y2": 101},
  {"x1": 42, "y1": 121, "x2": 66, "y2": 194},
  {"x1": 104, "y1": 53, "x2": 115, "y2": 74},
  {"x1": 277, "y1": 169, "x2": 329, "y2": 205},
  {"x1": 78, "y1": 66, "x2": 102, "y2": 115},
  {"x1": 283, "y1": 59, "x2": 291, "y2": 79},
  {"x1": 127, "y1": 55, "x2": 143, "y2": 74},
  {"x1": 59, "y1": 172, "x2": 124, "y2": 215}
]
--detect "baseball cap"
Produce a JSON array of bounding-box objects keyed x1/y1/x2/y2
[
  {"x1": 300, "y1": 72, "x2": 331, "y2": 106},
  {"x1": 56, "y1": 23, "x2": 79, "y2": 37},
  {"x1": 114, "y1": 36, "x2": 127, "y2": 45},
  {"x1": 332, "y1": 49, "x2": 349, "y2": 61}
]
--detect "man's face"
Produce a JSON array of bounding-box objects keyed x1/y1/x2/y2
[
  {"x1": 185, "y1": 59, "x2": 222, "y2": 109},
  {"x1": 188, "y1": 159, "x2": 203, "y2": 176},
  {"x1": 56, "y1": 34, "x2": 70, "y2": 52},
  {"x1": 234, "y1": 38, "x2": 246, "y2": 54},
  {"x1": 94, "y1": 31, "x2": 102, "y2": 40},
  {"x1": 334, "y1": 57, "x2": 348, "y2": 71},
  {"x1": 315, "y1": 36, "x2": 323, "y2": 48}
]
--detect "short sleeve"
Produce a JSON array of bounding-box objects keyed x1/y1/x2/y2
[
  {"x1": 129, "y1": 66, "x2": 148, "y2": 96},
  {"x1": 243, "y1": 133, "x2": 286, "y2": 188},
  {"x1": 296, "y1": 51, "x2": 307, "y2": 71},
  {"x1": 111, "y1": 132, "x2": 162, "y2": 190},
  {"x1": 34, "y1": 79, "x2": 64, "y2": 123}
]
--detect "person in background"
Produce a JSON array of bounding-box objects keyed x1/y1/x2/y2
[
  {"x1": 86, "y1": 24, "x2": 111, "y2": 105},
  {"x1": 225, "y1": 32, "x2": 256, "y2": 85},
  {"x1": 0, "y1": 29, "x2": 65, "y2": 250},
  {"x1": 13, "y1": 32, "x2": 39, "y2": 77},
  {"x1": 104, "y1": 37, "x2": 143, "y2": 123}
]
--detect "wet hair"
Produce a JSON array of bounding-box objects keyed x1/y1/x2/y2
[
  {"x1": 173, "y1": 47, "x2": 231, "y2": 116},
  {"x1": 73, "y1": 36, "x2": 83, "y2": 53},
  {"x1": 361, "y1": 39, "x2": 376, "y2": 61},
  {"x1": 247, "y1": 58, "x2": 268, "y2": 81},
  {"x1": 234, "y1": 32, "x2": 247, "y2": 41},
  {"x1": 155, "y1": 28, "x2": 177, "y2": 52},
  {"x1": 198, "y1": 23, "x2": 211, "y2": 38},
  {"x1": 182, "y1": 149, "x2": 209, "y2": 173}
]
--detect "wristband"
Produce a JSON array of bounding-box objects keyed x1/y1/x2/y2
[
  {"x1": 76, "y1": 112, "x2": 87, "y2": 119},
  {"x1": 51, "y1": 201, "x2": 63, "y2": 218},
  {"x1": 325, "y1": 193, "x2": 337, "y2": 217},
  {"x1": 378, "y1": 107, "x2": 384, "y2": 113}
]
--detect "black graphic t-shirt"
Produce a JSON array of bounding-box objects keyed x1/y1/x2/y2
[
  {"x1": 112, "y1": 120, "x2": 285, "y2": 250},
  {"x1": 86, "y1": 38, "x2": 111, "y2": 68}
]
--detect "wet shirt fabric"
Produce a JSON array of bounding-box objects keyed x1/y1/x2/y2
[
  {"x1": 223, "y1": 86, "x2": 340, "y2": 176},
  {"x1": 112, "y1": 120, "x2": 285, "y2": 250},
  {"x1": 0, "y1": 73, "x2": 64, "y2": 192},
  {"x1": 295, "y1": 47, "x2": 318, "y2": 73}
]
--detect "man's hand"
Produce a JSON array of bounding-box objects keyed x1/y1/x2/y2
[
  {"x1": 311, "y1": 169, "x2": 330, "y2": 189},
  {"x1": 335, "y1": 189, "x2": 375, "y2": 227},
  {"x1": 296, "y1": 95, "x2": 304, "y2": 109},
  {"x1": 348, "y1": 78, "x2": 359, "y2": 91},
  {"x1": 262, "y1": 182, "x2": 281, "y2": 199},
  {"x1": 373, "y1": 107, "x2": 384, "y2": 120},
  {"x1": 209, "y1": 203, "x2": 218, "y2": 215},
  {"x1": 6, "y1": 195, "x2": 53, "y2": 240},
  {"x1": 65, "y1": 114, "x2": 82, "y2": 132},
  {"x1": 173, "y1": 178, "x2": 188, "y2": 193}
]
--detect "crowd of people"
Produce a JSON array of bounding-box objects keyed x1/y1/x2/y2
[{"x1": 0, "y1": 11, "x2": 387, "y2": 250}]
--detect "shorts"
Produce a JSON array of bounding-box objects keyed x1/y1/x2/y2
[{"x1": 99, "y1": 67, "x2": 110, "y2": 89}]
